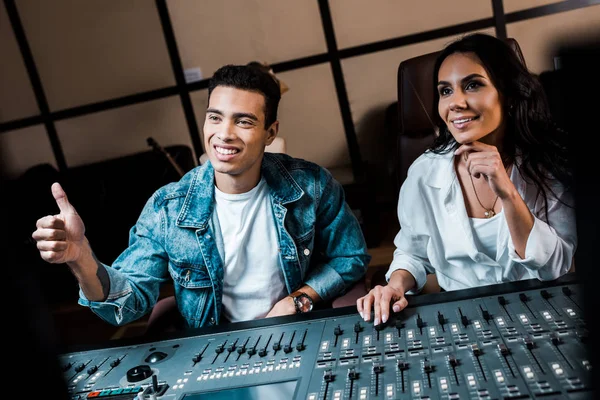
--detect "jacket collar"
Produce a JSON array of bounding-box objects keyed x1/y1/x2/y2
[
  {"x1": 260, "y1": 153, "x2": 304, "y2": 205},
  {"x1": 176, "y1": 161, "x2": 216, "y2": 229},
  {"x1": 176, "y1": 153, "x2": 304, "y2": 229}
]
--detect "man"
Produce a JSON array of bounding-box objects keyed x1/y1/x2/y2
[{"x1": 32, "y1": 64, "x2": 370, "y2": 329}]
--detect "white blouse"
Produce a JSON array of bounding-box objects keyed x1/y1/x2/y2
[{"x1": 386, "y1": 151, "x2": 577, "y2": 292}]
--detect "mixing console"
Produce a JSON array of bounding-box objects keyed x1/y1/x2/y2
[{"x1": 59, "y1": 274, "x2": 592, "y2": 399}]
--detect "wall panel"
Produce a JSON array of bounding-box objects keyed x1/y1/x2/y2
[
  {"x1": 0, "y1": 2, "x2": 39, "y2": 122},
  {"x1": 56, "y1": 96, "x2": 193, "y2": 167},
  {"x1": 330, "y1": 0, "x2": 493, "y2": 49},
  {"x1": 507, "y1": 4, "x2": 600, "y2": 73},
  {"x1": 17, "y1": 0, "x2": 175, "y2": 111},
  {"x1": 168, "y1": 0, "x2": 327, "y2": 77},
  {"x1": 0, "y1": 125, "x2": 55, "y2": 179}
]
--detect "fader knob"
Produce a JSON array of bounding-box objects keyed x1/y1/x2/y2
[
  {"x1": 461, "y1": 315, "x2": 469, "y2": 327},
  {"x1": 348, "y1": 368, "x2": 358, "y2": 380},
  {"x1": 423, "y1": 361, "x2": 433, "y2": 373},
  {"x1": 87, "y1": 365, "x2": 98, "y2": 375},
  {"x1": 417, "y1": 315, "x2": 424, "y2": 328},
  {"x1": 550, "y1": 333, "x2": 562, "y2": 346},
  {"x1": 448, "y1": 355, "x2": 458, "y2": 367},
  {"x1": 110, "y1": 359, "x2": 121, "y2": 368},
  {"x1": 524, "y1": 337, "x2": 535, "y2": 349},
  {"x1": 258, "y1": 348, "x2": 267, "y2": 357},
  {"x1": 498, "y1": 343, "x2": 510, "y2": 356},
  {"x1": 482, "y1": 310, "x2": 491, "y2": 322}
]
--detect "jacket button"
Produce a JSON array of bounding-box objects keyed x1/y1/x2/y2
[
  {"x1": 205, "y1": 234, "x2": 211, "y2": 239},
  {"x1": 303, "y1": 249, "x2": 310, "y2": 256},
  {"x1": 209, "y1": 318, "x2": 215, "y2": 325}
]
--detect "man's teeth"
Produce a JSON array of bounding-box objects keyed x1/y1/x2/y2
[{"x1": 216, "y1": 147, "x2": 238, "y2": 155}]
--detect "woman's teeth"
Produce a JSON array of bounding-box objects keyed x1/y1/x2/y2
[{"x1": 454, "y1": 117, "x2": 475, "y2": 123}]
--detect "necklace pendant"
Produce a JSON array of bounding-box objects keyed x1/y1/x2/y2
[{"x1": 484, "y1": 209, "x2": 495, "y2": 218}]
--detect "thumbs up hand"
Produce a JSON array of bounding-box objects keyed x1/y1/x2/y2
[{"x1": 32, "y1": 183, "x2": 86, "y2": 264}]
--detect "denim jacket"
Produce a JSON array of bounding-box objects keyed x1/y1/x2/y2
[{"x1": 79, "y1": 153, "x2": 370, "y2": 328}]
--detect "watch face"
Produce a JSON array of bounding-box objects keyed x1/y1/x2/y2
[{"x1": 295, "y1": 294, "x2": 313, "y2": 313}]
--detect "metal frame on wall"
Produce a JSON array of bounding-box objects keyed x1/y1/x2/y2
[{"x1": 2, "y1": 0, "x2": 599, "y2": 177}]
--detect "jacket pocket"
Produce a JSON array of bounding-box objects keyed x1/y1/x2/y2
[
  {"x1": 168, "y1": 258, "x2": 212, "y2": 289},
  {"x1": 168, "y1": 259, "x2": 213, "y2": 326}
]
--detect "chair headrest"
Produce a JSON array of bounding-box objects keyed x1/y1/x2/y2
[{"x1": 397, "y1": 38, "x2": 526, "y2": 138}]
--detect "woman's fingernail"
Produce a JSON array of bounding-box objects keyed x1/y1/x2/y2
[
  {"x1": 382, "y1": 314, "x2": 388, "y2": 323},
  {"x1": 393, "y1": 305, "x2": 400, "y2": 312}
]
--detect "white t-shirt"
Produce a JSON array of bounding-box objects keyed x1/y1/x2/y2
[
  {"x1": 469, "y1": 211, "x2": 503, "y2": 262},
  {"x1": 215, "y1": 178, "x2": 287, "y2": 323}
]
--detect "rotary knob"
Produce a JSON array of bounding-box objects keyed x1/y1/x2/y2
[{"x1": 126, "y1": 365, "x2": 153, "y2": 383}]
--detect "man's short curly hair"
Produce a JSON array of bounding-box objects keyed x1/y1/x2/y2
[{"x1": 208, "y1": 64, "x2": 281, "y2": 128}]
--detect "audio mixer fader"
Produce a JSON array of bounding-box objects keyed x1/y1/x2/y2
[{"x1": 59, "y1": 274, "x2": 591, "y2": 399}]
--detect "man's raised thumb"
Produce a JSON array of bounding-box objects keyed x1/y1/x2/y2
[{"x1": 51, "y1": 182, "x2": 76, "y2": 214}]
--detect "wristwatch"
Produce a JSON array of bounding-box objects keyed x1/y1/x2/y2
[{"x1": 291, "y1": 292, "x2": 314, "y2": 314}]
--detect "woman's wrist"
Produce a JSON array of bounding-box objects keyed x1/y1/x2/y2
[{"x1": 389, "y1": 269, "x2": 416, "y2": 293}]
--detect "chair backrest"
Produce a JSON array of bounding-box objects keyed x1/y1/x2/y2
[{"x1": 395, "y1": 38, "x2": 526, "y2": 187}]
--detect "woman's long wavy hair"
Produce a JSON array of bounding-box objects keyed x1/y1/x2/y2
[{"x1": 429, "y1": 33, "x2": 573, "y2": 217}]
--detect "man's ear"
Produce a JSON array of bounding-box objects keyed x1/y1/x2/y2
[{"x1": 265, "y1": 120, "x2": 279, "y2": 146}]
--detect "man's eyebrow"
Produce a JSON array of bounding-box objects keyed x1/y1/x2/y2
[
  {"x1": 232, "y1": 112, "x2": 259, "y2": 121},
  {"x1": 437, "y1": 73, "x2": 486, "y2": 86},
  {"x1": 206, "y1": 108, "x2": 223, "y2": 115}
]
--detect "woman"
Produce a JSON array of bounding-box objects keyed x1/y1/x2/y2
[{"x1": 357, "y1": 33, "x2": 576, "y2": 326}]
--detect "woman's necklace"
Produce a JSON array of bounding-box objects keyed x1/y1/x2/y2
[{"x1": 464, "y1": 152, "x2": 499, "y2": 218}]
